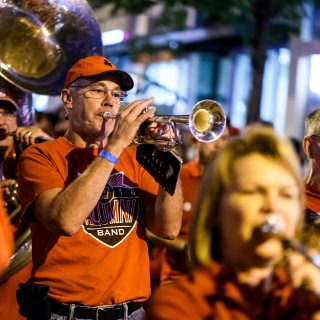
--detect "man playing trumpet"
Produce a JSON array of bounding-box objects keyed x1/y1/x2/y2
[{"x1": 17, "y1": 55, "x2": 183, "y2": 320}]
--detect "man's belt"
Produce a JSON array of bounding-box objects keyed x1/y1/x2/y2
[{"x1": 49, "y1": 297, "x2": 143, "y2": 320}]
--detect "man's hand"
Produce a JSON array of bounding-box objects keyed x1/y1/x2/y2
[
  {"x1": 285, "y1": 249, "x2": 320, "y2": 295},
  {"x1": 15, "y1": 125, "x2": 53, "y2": 146},
  {"x1": 0, "y1": 179, "x2": 17, "y2": 189},
  {"x1": 107, "y1": 98, "x2": 156, "y2": 153}
]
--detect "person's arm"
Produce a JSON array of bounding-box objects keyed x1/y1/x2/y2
[
  {"x1": 32, "y1": 146, "x2": 183, "y2": 239},
  {"x1": 30, "y1": 155, "x2": 122, "y2": 236},
  {"x1": 15, "y1": 125, "x2": 53, "y2": 145},
  {"x1": 144, "y1": 176, "x2": 183, "y2": 240},
  {"x1": 146, "y1": 228, "x2": 187, "y2": 250},
  {"x1": 21, "y1": 99, "x2": 157, "y2": 236}
]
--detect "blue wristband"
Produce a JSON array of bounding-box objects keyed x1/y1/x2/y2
[{"x1": 99, "y1": 150, "x2": 118, "y2": 165}]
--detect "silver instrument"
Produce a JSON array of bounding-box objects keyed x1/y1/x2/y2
[
  {"x1": 102, "y1": 100, "x2": 226, "y2": 151},
  {"x1": 0, "y1": 181, "x2": 32, "y2": 283},
  {"x1": 0, "y1": 0, "x2": 103, "y2": 95},
  {"x1": 260, "y1": 217, "x2": 320, "y2": 269}
]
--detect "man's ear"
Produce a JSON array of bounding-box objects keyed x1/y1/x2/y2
[
  {"x1": 61, "y1": 89, "x2": 72, "y2": 104},
  {"x1": 303, "y1": 136, "x2": 313, "y2": 159}
]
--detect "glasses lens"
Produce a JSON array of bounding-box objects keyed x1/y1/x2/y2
[
  {"x1": 112, "y1": 90, "x2": 126, "y2": 102},
  {"x1": 84, "y1": 88, "x2": 104, "y2": 99},
  {"x1": 84, "y1": 88, "x2": 126, "y2": 102},
  {"x1": 0, "y1": 111, "x2": 16, "y2": 119}
]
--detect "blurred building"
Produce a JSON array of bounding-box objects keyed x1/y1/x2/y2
[
  {"x1": 29, "y1": 2, "x2": 320, "y2": 141},
  {"x1": 89, "y1": 3, "x2": 320, "y2": 140}
]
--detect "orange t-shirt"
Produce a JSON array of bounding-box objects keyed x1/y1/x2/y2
[
  {"x1": 305, "y1": 184, "x2": 320, "y2": 212},
  {"x1": 146, "y1": 262, "x2": 320, "y2": 320},
  {"x1": 305, "y1": 184, "x2": 320, "y2": 224},
  {"x1": 160, "y1": 160, "x2": 201, "y2": 283},
  {"x1": 0, "y1": 193, "x2": 13, "y2": 274},
  {"x1": 18, "y1": 137, "x2": 159, "y2": 305},
  {"x1": 178, "y1": 160, "x2": 201, "y2": 238}
]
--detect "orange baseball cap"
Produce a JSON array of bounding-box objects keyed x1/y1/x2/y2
[
  {"x1": 0, "y1": 91, "x2": 18, "y2": 110},
  {"x1": 64, "y1": 56, "x2": 134, "y2": 91}
]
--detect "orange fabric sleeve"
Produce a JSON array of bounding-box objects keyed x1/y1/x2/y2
[
  {"x1": 146, "y1": 263, "x2": 320, "y2": 319},
  {"x1": 0, "y1": 192, "x2": 13, "y2": 273}
]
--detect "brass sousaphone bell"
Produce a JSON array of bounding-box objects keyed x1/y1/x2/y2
[{"x1": 0, "y1": 0, "x2": 103, "y2": 95}]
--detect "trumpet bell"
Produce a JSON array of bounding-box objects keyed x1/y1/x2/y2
[{"x1": 190, "y1": 100, "x2": 226, "y2": 143}]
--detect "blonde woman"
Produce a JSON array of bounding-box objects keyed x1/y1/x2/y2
[{"x1": 146, "y1": 126, "x2": 320, "y2": 320}]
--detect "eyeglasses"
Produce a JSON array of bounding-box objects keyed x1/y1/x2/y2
[
  {"x1": 70, "y1": 85, "x2": 127, "y2": 102},
  {"x1": 0, "y1": 111, "x2": 17, "y2": 119}
]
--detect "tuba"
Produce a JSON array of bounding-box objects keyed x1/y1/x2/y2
[
  {"x1": 0, "y1": 0, "x2": 103, "y2": 282},
  {"x1": 0, "y1": 0, "x2": 103, "y2": 95},
  {"x1": 0, "y1": 182, "x2": 32, "y2": 283}
]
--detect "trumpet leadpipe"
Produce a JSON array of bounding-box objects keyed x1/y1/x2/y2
[{"x1": 146, "y1": 115, "x2": 189, "y2": 124}]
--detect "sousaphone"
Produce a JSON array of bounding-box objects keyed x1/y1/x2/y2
[
  {"x1": 0, "y1": 0, "x2": 103, "y2": 95},
  {"x1": 0, "y1": 0, "x2": 103, "y2": 282}
]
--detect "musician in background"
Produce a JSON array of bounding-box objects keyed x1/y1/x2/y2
[
  {"x1": 0, "y1": 92, "x2": 52, "y2": 176},
  {"x1": 303, "y1": 108, "x2": 320, "y2": 226},
  {"x1": 147, "y1": 121, "x2": 231, "y2": 291},
  {"x1": 17, "y1": 55, "x2": 183, "y2": 320},
  {"x1": 146, "y1": 126, "x2": 320, "y2": 319},
  {"x1": 0, "y1": 89, "x2": 52, "y2": 320}
]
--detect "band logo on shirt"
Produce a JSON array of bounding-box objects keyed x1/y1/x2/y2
[{"x1": 83, "y1": 172, "x2": 139, "y2": 247}]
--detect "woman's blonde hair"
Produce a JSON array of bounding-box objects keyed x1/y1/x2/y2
[{"x1": 189, "y1": 126, "x2": 304, "y2": 268}]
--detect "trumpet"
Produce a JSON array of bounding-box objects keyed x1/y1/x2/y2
[{"x1": 102, "y1": 99, "x2": 226, "y2": 151}]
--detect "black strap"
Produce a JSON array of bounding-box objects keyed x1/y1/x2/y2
[
  {"x1": 136, "y1": 144, "x2": 182, "y2": 196},
  {"x1": 16, "y1": 283, "x2": 51, "y2": 320}
]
